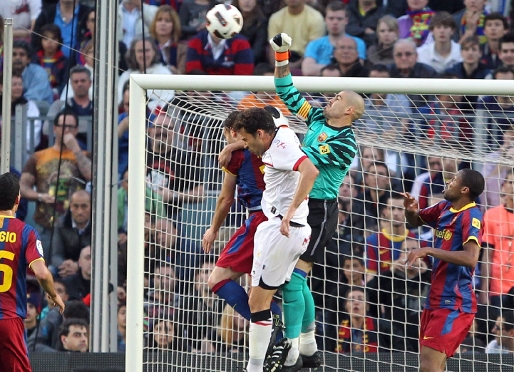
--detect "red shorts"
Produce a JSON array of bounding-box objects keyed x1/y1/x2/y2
[
  {"x1": 420, "y1": 308, "x2": 474, "y2": 358},
  {"x1": 216, "y1": 211, "x2": 267, "y2": 274},
  {"x1": 0, "y1": 317, "x2": 32, "y2": 372}
]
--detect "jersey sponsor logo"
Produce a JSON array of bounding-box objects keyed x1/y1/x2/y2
[
  {"x1": 36, "y1": 240, "x2": 44, "y2": 257},
  {"x1": 434, "y1": 228, "x2": 452, "y2": 240},
  {"x1": 319, "y1": 145, "x2": 330, "y2": 154},
  {"x1": 472, "y1": 218, "x2": 481, "y2": 229},
  {"x1": 317, "y1": 132, "x2": 328, "y2": 142},
  {"x1": 0, "y1": 231, "x2": 16, "y2": 243},
  {"x1": 273, "y1": 139, "x2": 286, "y2": 149}
]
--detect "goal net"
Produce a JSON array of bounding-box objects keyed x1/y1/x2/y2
[{"x1": 126, "y1": 75, "x2": 514, "y2": 371}]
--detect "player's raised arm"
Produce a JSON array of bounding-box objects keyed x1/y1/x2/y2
[
  {"x1": 401, "y1": 192, "x2": 423, "y2": 227},
  {"x1": 270, "y1": 34, "x2": 315, "y2": 121}
]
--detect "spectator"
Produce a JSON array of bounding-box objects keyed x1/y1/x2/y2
[
  {"x1": 25, "y1": 292, "x2": 42, "y2": 339},
  {"x1": 410, "y1": 155, "x2": 442, "y2": 199},
  {"x1": 268, "y1": 0, "x2": 325, "y2": 69},
  {"x1": 150, "y1": 5, "x2": 186, "y2": 74},
  {"x1": 302, "y1": 1, "x2": 366, "y2": 76},
  {"x1": 34, "y1": 24, "x2": 69, "y2": 100},
  {"x1": 417, "y1": 73, "x2": 473, "y2": 150},
  {"x1": 63, "y1": 245, "x2": 91, "y2": 302},
  {"x1": 457, "y1": 335, "x2": 486, "y2": 354},
  {"x1": 232, "y1": 0, "x2": 268, "y2": 65},
  {"x1": 20, "y1": 108, "x2": 91, "y2": 253},
  {"x1": 390, "y1": 38, "x2": 438, "y2": 79},
  {"x1": 480, "y1": 12, "x2": 508, "y2": 70},
  {"x1": 481, "y1": 125, "x2": 514, "y2": 208},
  {"x1": 146, "y1": 264, "x2": 178, "y2": 321},
  {"x1": 416, "y1": 11, "x2": 462, "y2": 74},
  {"x1": 345, "y1": 0, "x2": 386, "y2": 48},
  {"x1": 185, "y1": 27, "x2": 254, "y2": 75},
  {"x1": 237, "y1": 63, "x2": 291, "y2": 114},
  {"x1": 212, "y1": 304, "x2": 249, "y2": 353},
  {"x1": 148, "y1": 319, "x2": 176, "y2": 349},
  {"x1": 0, "y1": 0, "x2": 41, "y2": 41},
  {"x1": 51, "y1": 189, "x2": 92, "y2": 278},
  {"x1": 29, "y1": 298, "x2": 88, "y2": 352},
  {"x1": 478, "y1": 66, "x2": 514, "y2": 149},
  {"x1": 62, "y1": 42, "x2": 94, "y2": 101},
  {"x1": 46, "y1": 65, "x2": 93, "y2": 148},
  {"x1": 146, "y1": 111, "x2": 205, "y2": 220},
  {"x1": 452, "y1": 0, "x2": 488, "y2": 45},
  {"x1": 0, "y1": 71, "x2": 43, "y2": 152},
  {"x1": 350, "y1": 145, "x2": 385, "y2": 185},
  {"x1": 486, "y1": 310, "x2": 514, "y2": 354},
  {"x1": 481, "y1": 170, "x2": 514, "y2": 314},
  {"x1": 117, "y1": 303, "x2": 127, "y2": 352},
  {"x1": 367, "y1": 236, "x2": 431, "y2": 352},
  {"x1": 366, "y1": 15, "x2": 399, "y2": 66},
  {"x1": 80, "y1": 9, "x2": 128, "y2": 73},
  {"x1": 446, "y1": 36, "x2": 490, "y2": 79},
  {"x1": 397, "y1": 0, "x2": 435, "y2": 47},
  {"x1": 12, "y1": 40, "x2": 53, "y2": 105},
  {"x1": 178, "y1": 0, "x2": 215, "y2": 41},
  {"x1": 118, "y1": 38, "x2": 174, "y2": 111},
  {"x1": 58, "y1": 318, "x2": 89, "y2": 352},
  {"x1": 335, "y1": 288, "x2": 402, "y2": 353},
  {"x1": 365, "y1": 193, "x2": 417, "y2": 281},
  {"x1": 327, "y1": 36, "x2": 369, "y2": 77},
  {"x1": 176, "y1": 258, "x2": 224, "y2": 352},
  {"x1": 118, "y1": 0, "x2": 158, "y2": 48},
  {"x1": 499, "y1": 32, "x2": 514, "y2": 70},
  {"x1": 31, "y1": 0, "x2": 91, "y2": 60},
  {"x1": 320, "y1": 64, "x2": 342, "y2": 77},
  {"x1": 418, "y1": 157, "x2": 458, "y2": 209}
]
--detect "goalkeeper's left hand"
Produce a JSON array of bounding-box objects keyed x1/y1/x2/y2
[{"x1": 269, "y1": 33, "x2": 292, "y2": 52}]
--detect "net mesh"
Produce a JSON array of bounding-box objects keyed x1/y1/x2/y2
[{"x1": 136, "y1": 83, "x2": 514, "y2": 371}]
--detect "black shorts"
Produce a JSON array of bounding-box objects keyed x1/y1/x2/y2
[{"x1": 300, "y1": 198, "x2": 338, "y2": 263}]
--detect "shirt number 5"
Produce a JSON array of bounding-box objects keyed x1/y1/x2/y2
[{"x1": 0, "y1": 251, "x2": 15, "y2": 293}]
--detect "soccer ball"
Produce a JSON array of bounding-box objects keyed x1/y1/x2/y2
[{"x1": 205, "y1": 4, "x2": 243, "y2": 39}]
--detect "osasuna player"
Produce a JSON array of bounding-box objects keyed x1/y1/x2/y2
[
  {"x1": 233, "y1": 108, "x2": 318, "y2": 372},
  {"x1": 269, "y1": 32, "x2": 363, "y2": 370},
  {"x1": 202, "y1": 110, "x2": 282, "y2": 323},
  {"x1": 0, "y1": 172, "x2": 65, "y2": 372},
  {"x1": 403, "y1": 168, "x2": 485, "y2": 372}
]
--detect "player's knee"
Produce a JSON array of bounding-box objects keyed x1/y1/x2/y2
[{"x1": 207, "y1": 272, "x2": 218, "y2": 291}]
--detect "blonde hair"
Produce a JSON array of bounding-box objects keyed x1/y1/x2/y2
[{"x1": 219, "y1": 304, "x2": 247, "y2": 345}]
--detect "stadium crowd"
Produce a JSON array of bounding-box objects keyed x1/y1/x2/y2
[{"x1": 2, "y1": 0, "x2": 514, "y2": 358}]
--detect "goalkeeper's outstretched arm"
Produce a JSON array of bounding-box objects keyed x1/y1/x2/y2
[{"x1": 270, "y1": 33, "x2": 292, "y2": 79}]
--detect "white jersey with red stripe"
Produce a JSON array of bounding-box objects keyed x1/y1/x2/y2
[{"x1": 261, "y1": 127, "x2": 309, "y2": 225}]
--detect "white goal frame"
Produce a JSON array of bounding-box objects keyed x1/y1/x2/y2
[{"x1": 126, "y1": 74, "x2": 514, "y2": 371}]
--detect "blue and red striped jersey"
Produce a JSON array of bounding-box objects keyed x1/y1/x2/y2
[
  {"x1": 0, "y1": 217, "x2": 44, "y2": 320},
  {"x1": 419, "y1": 200, "x2": 483, "y2": 313},
  {"x1": 223, "y1": 149, "x2": 265, "y2": 210}
]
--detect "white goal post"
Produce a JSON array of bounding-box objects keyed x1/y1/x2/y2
[{"x1": 127, "y1": 74, "x2": 514, "y2": 371}]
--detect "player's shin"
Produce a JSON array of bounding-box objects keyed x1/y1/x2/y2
[
  {"x1": 300, "y1": 279, "x2": 317, "y2": 357},
  {"x1": 247, "y1": 309, "x2": 273, "y2": 372},
  {"x1": 212, "y1": 279, "x2": 251, "y2": 320},
  {"x1": 282, "y1": 271, "x2": 307, "y2": 365}
]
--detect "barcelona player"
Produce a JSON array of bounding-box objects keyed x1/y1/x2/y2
[
  {"x1": 0, "y1": 172, "x2": 65, "y2": 372},
  {"x1": 202, "y1": 111, "x2": 282, "y2": 325},
  {"x1": 403, "y1": 168, "x2": 485, "y2": 372}
]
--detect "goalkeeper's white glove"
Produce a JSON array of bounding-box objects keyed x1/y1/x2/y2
[
  {"x1": 269, "y1": 33, "x2": 292, "y2": 53},
  {"x1": 270, "y1": 33, "x2": 292, "y2": 66},
  {"x1": 263, "y1": 105, "x2": 289, "y2": 128}
]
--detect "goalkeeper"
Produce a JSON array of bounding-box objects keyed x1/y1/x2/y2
[{"x1": 269, "y1": 33, "x2": 363, "y2": 369}]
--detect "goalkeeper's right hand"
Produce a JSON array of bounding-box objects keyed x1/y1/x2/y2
[{"x1": 269, "y1": 33, "x2": 292, "y2": 52}]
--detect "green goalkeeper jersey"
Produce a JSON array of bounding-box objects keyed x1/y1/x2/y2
[{"x1": 275, "y1": 74, "x2": 358, "y2": 200}]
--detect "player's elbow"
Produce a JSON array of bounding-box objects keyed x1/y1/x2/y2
[{"x1": 31, "y1": 261, "x2": 51, "y2": 282}]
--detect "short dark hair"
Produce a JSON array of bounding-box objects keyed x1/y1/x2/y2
[
  {"x1": 53, "y1": 107, "x2": 79, "y2": 128},
  {"x1": 439, "y1": 72, "x2": 459, "y2": 79},
  {"x1": 63, "y1": 300, "x2": 90, "y2": 321},
  {"x1": 493, "y1": 65, "x2": 514, "y2": 79},
  {"x1": 13, "y1": 40, "x2": 32, "y2": 58},
  {"x1": 429, "y1": 11, "x2": 456, "y2": 31},
  {"x1": 341, "y1": 254, "x2": 364, "y2": 267},
  {"x1": 326, "y1": 0, "x2": 345, "y2": 13},
  {"x1": 223, "y1": 110, "x2": 242, "y2": 130},
  {"x1": 499, "y1": 32, "x2": 514, "y2": 51},
  {"x1": 459, "y1": 168, "x2": 485, "y2": 201},
  {"x1": 484, "y1": 12, "x2": 509, "y2": 30},
  {"x1": 461, "y1": 36, "x2": 480, "y2": 50},
  {"x1": 70, "y1": 65, "x2": 92, "y2": 79},
  {"x1": 369, "y1": 64, "x2": 390, "y2": 75},
  {"x1": 58, "y1": 318, "x2": 89, "y2": 338},
  {"x1": 0, "y1": 173, "x2": 20, "y2": 210},
  {"x1": 367, "y1": 160, "x2": 389, "y2": 176},
  {"x1": 232, "y1": 107, "x2": 275, "y2": 135},
  {"x1": 40, "y1": 23, "x2": 63, "y2": 48}
]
